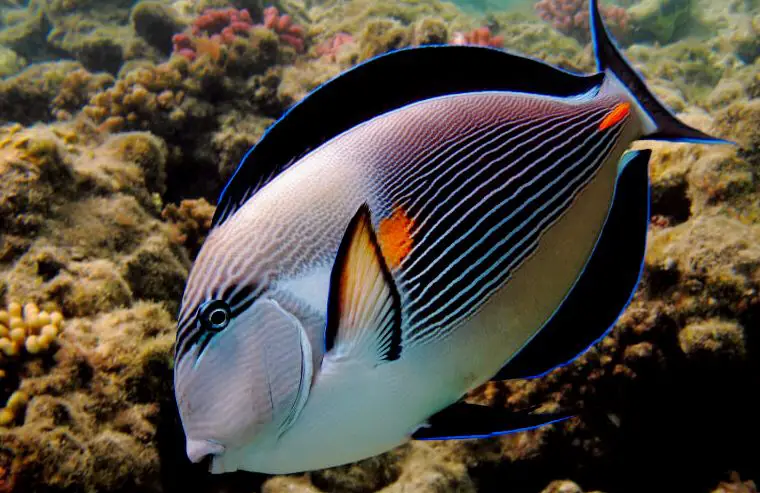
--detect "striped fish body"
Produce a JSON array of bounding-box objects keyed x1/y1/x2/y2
[
  {"x1": 174, "y1": 0, "x2": 729, "y2": 474},
  {"x1": 197, "y1": 86, "x2": 642, "y2": 473}
]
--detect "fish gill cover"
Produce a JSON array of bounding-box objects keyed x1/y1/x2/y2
[{"x1": 0, "y1": 0, "x2": 758, "y2": 492}]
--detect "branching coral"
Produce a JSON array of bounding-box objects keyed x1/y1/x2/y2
[
  {"x1": 83, "y1": 60, "x2": 199, "y2": 135},
  {"x1": 51, "y1": 68, "x2": 115, "y2": 121},
  {"x1": 262, "y1": 6, "x2": 306, "y2": 53},
  {"x1": 171, "y1": 6, "x2": 305, "y2": 64},
  {"x1": 172, "y1": 7, "x2": 256, "y2": 60}
]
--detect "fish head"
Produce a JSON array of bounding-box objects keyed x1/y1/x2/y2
[{"x1": 173, "y1": 237, "x2": 313, "y2": 466}]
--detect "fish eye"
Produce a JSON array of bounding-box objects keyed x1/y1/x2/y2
[{"x1": 198, "y1": 300, "x2": 232, "y2": 332}]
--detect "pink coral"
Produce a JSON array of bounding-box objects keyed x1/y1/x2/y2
[
  {"x1": 171, "y1": 6, "x2": 307, "y2": 60},
  {"x1": 535, "y1": 0, "x2": 628, "y2": 42},
  {"x1": 450, "y1": 27, "x2": 505, "y2": 48},
  {"x1": 171, "y1": 8, "x2": 254, "y2": 60},
  {"x1": 315, "y1": 32, "x2": 355, "y2": 62},
  {"x1": 262, "y1": 6, "x2": 306, "y2": 53}
]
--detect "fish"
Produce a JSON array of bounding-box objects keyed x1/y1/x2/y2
[{"x1": 172, "y1": 0, "x2": 732, "y2": 475}]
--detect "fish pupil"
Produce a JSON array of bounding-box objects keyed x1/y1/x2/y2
[
  {"x1": 209, "y1": 309, "x2": 227, "y2": 327},
  {"x1": 199, "y1": 300, "x2": 231, "y2": 332}
]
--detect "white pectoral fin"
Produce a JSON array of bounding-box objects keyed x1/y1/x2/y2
[{"x1": 324, "y1": 204, "x2": 403, "y2": 366}]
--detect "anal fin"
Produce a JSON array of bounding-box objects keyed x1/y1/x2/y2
[
  {"x1": 324, "y1": 204, "x2": 403, "y2": 365},
  {"x1": 412, "y1": 402, "x2": 572, "y2": 440}
]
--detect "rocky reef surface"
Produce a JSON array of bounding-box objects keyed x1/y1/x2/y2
[{"x1": 0, "y1": 0, "x2": 758, "y2": 492}]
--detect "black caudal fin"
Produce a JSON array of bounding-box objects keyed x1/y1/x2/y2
[
  {"x1": 590, "y1": 0, "x2": 733, "y2": 144},
  {"x1": 412, "y1": 401, "x2": 572, "y2": 440},
  {"x1": 493, "y1": 150, "x2": 650, "y2": 381},
  {"x1": 324, "y1": 204, "x2": 403, "y2": 365}
]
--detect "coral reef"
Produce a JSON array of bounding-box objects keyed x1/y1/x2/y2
[
  {"x1": 535, "y1": 0, "x2": 629, "y2": 43},
  {"x1": 131, "y1": 1, "x2": 188, "y2": 56},
  {"x1": 161, "y1": 198, "x2": 215, "y2": 260},
  {"x1": 0, "y1": 45, "x2": 25, "y2": 78},
  {"x1": 487, "y1": 11, "x2": 591, "y2": 72},
  {"x1": 0, "y1": 0, "x2": 164, "y2": 72},
  {"x1": 261, "y1": 6, "x2": 306, "y2": 53},
  {"x1": 0, "y1": 121, "x2": 188, "y2": 492},
  {"x1": 172, "y1": 7, "x2": 256, "y2": 60},
  {"x1": 0, "y1": 0, "x2": 758, "y2": 491},
  {"x1": 0, "y1": 61, "x2": 110, "y2": 126},
  {"x1": 450, "y1": 26, "x2": 505, "y2": 47},
  {"x1": 314, "y1": 32, "x2": 355, "y2": 62},
  {"x1": 626, "y1": 0, "x2": 698, "y2": 44},
  {"x1": 0, "y1": 301, "x2": 64, "y2": 426}
]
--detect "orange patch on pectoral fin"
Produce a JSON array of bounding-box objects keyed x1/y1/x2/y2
[
  {"x1": 599, "y1": 102, "x2": 631, "y2": 131},
  {"x1": 378, "y1": 206, "x2": 415, "y2": 269}
]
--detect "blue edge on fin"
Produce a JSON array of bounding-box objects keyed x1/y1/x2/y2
[
  {"x1": 495, "y1": 149, "x2": 652, "y2": 382},
  {"x1": 415, "y1": 415, "x2": 574, "y2": 441},
  {"x1": 413, "y1": 150, "x2": 651, "y2": 442},
  {"x1": 588, "y1": 0, "x2": 732, "y2": 145},
  {"x1": 212, "y1": 45, "x2": 605, "y2": 228}
]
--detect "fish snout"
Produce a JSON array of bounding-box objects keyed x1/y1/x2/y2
[{"x1": 186, "y1": 438, "x2": 226, "y2": 463}]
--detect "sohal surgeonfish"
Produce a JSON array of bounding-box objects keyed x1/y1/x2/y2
[{"x1": 173, "y1": 0, "x2": 732, "y2": 475}]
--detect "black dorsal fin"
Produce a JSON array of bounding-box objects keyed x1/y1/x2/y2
[
  {"x1": 212, "y1": 45, "x2": 604, "y2": 228},
  {"x1": 493, "y1": 149, "x2": 651, "y2": 381}
]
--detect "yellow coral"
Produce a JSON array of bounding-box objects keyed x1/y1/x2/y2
[
  {"x1": 0, "y1": 301, "x2": 65, "y2": 426},
  {"x1": 0, "y1": 301, "x2": 63, "y2": 358}
]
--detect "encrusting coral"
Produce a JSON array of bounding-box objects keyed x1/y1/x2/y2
[
  {"x1": 161, "y1": 198, "x2": 216, "y2": 260},
  {"x1": 0, "y1": 120, "x2": 188, "y2": 492}
]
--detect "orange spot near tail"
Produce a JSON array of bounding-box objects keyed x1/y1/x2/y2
[
  {"x1": 378, "y1": 207, "x2": 415, "y2": 269},
  {"x1": 599, "y1": 102, "x2": 631, "y2": 131}
]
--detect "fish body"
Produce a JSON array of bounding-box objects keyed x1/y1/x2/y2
[{"x1": 173, "y1": 0, "x2": 730, "y2": 475}]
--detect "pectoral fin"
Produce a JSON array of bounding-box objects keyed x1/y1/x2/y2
[
  {"x1": 412, "y1": 401, "x2": 572, "y2": 440},
  {"x1": 324, "y1": 204, "x2": 403, "y2": 365}
]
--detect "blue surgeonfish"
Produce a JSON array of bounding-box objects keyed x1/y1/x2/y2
[{"x1": 173, "y1": 0, "x2": 731, "y2": 474}]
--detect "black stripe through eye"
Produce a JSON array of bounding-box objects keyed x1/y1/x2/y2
[
  {"x1": 224, "y1": 284, "x2": 258, "y2": 317},
  {"x1": 174, "y1": 284, "x2": 260, "y2": 362}
]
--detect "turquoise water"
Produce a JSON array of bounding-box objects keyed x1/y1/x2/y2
[{"x1": 0, "y1": 0, "x2": 758, "y2": 492}]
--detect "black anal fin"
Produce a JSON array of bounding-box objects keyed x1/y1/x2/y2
[
  {"x1": 412, "y1": 402, "x2": 572, "y2": 440},
  {"x1": 324, "y1": 204, "x2": 403, "y2": 364},
  {"x1": 493, "y1": 149, "x2": 651, "y2": 381}
]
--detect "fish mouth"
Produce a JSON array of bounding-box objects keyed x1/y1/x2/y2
[{"x1": 186, "y1": 438, "x2": 226, "y2": 464}]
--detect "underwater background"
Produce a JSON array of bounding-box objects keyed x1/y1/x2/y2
[{"x1": 0, "y1": 0, "x2": 758, "y2": 491}]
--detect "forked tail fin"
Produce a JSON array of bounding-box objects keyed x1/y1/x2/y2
[{"x1": 590, "y1": 0, "x2": 733, "y2": 144}]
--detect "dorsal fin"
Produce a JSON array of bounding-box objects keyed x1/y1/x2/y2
[
  {"x1": 211, "y1": 45, "x2": 604, "y2": 228},
  {"x1": 493, "y1": 149, "x2": 651, "y2": 380}
]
